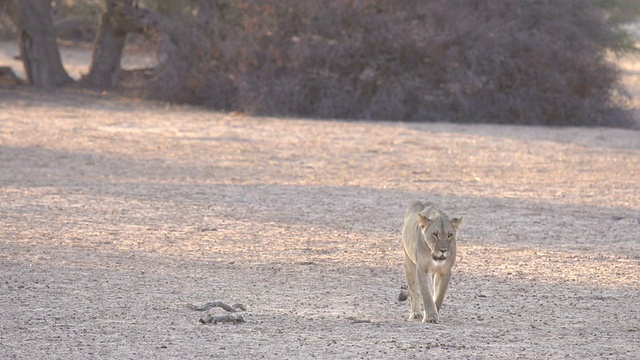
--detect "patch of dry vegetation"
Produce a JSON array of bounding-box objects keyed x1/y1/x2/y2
[{"x1": 142, "y1": 0, "x2": 637, "y2": 127}]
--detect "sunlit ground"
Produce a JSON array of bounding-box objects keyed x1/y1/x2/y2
[{"x1": 0, "y1": 38, "x2": 639, "y2": 359}]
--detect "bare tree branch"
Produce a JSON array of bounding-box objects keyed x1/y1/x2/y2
[
  {"x1": 186, "y1": 301, "x2": 247, "y2": 325},
  {"x1": 186, "y1": 301, "x2": 246, "y2": 312}
]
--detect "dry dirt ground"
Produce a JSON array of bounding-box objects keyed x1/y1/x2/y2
[{"x1": 1, "y1": 42, "x2": 640, "y2": 359}]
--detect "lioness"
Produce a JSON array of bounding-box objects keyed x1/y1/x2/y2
[{"x1": 402, "y1": 201, "x2": 462, "y2": 323}]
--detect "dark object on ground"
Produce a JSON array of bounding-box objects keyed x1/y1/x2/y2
[{"x1": 186, "y1": 301, "x2": 247, "y2": 325}]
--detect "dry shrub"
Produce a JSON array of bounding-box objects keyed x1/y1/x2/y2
[{"x1": 143, "y1": 0, "x2": 637, "y2": 127}]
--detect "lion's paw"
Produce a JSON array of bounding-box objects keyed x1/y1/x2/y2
[{"x1": 423, "y1": 314, "x2": 438, "y2": 324}]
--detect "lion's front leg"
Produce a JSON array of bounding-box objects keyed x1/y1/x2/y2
[
  {"x1": 403, "y1": 253, "x2": 420, "y2": 320},
  {"x1": 416, "y1": 268, "x2": 438, "y2": 323},
  {"x1": 433, "y1": 272, "x2": 451, "y2": 312}
]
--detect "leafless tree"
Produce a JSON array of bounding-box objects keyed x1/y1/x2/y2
[
  {"x1": 1, "y1": 0, "x2": 214, "y2": 90},
  {"x1": 2, "y1": 0, "x2": 72, "y2": 88}
]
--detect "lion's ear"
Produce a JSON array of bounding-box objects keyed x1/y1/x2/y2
[
  {"x1": 451, "y1": 217, "x2": 463, "y2": 229},
  {"x1": 417, "y1": 214, "x2": 430, "y2": 228},
  {"x1": 423, "y1": 205, "x2": 440, "y2": 220}
]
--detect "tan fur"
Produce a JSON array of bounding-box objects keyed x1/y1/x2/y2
[{"x1": 402, "y1": 201, "x2": 462, "y2": 323}]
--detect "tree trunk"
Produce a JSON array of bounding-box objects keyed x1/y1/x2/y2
[
  {"x1": 94, "y1": 2, "x2": 210, "y2": 100},
  {"x1": 1, "y1": 0, "x2": 216, "y2": 96},
  {"x1": 82, "y1": 0, "x2": 131, "y2": 89},
  {"x1": 4, "y1": 0, "x2": 72, "y2": 88}
]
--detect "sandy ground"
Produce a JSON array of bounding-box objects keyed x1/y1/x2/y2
[
  {"x1": 1, "y1": 41, "x2": 640, "y2": 359},
  {"x1": 0, "y1": 40, "x2": 157, "y2": 81}
]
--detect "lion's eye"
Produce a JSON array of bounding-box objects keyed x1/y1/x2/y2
[
  {"x1": 431, "y1": 233, "x2": 438, "y2": 239},
  {"x1": 447, "y1": 233, "x2": 454, "y2": 239}
]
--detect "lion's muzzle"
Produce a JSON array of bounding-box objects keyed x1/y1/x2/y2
[{"x1": 432, "y1": 250, "x2": 447, "y2": 261}]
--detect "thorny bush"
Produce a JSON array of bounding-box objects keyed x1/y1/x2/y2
[{"x1": 140, "y1": 0, "x2": 637, "y2": 127}]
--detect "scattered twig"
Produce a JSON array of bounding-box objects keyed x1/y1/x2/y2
[
  {"x1": 351, "y1": 319, "x2": 372, "y2": 324},
  {"x1": 346, "y1": 316, "x2": 372, "y2": 324}
]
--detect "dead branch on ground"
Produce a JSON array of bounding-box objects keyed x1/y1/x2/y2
[
  {"x1": 186, "y1": 301, "x2": 246, "y2": 312},
  {"x1": 186, "y1": 301, "x2": 247, "y2": 325},
  {"x1": 199, "y1": 312, "x2": 245, "y2": 324}
]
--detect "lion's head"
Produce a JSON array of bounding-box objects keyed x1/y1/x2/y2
[{"x1": 417, "y1": 207, "x2": 462, "y2": 262}]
